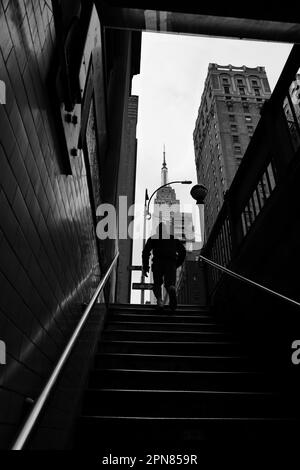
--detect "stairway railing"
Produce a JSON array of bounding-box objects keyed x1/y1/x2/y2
[
  {"x1": 200, "y1": 254, "x2": 300, "y2": 308},
  {"x1": 11, "y1": 251, "x2": 119, "y2": 450}
]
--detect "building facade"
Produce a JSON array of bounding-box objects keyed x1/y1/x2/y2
[
  {"x1": 193, "y1": 63, "x2": 272, "y2": 236},
  {"x1": 151, "y1": 149, "x2": 195, "y2": 248},
  {"x1": 177, "y1": 249, "x2": 207, "y2": 305},
  {"x1": 116, "y1": 95, "x2": 139, "y2": 303}
]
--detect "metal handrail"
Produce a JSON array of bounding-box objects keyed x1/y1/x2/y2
[
  {"x1": 12, "y1": 251, "x2": 119, "y2": 450},
  {"x1": 200, "y1": 254, "x2": 300, "y2": 308}
]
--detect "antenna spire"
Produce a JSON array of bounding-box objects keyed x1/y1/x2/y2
[
  {"x1": 161, "y1": 144, "x2": 168, "y2": 185},
  {"x1": 162, "y1": 144, "x2": 167, "y2": 168}
]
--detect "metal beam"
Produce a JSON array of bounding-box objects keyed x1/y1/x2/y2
[{"x1": 96, "y1": 3, "x2": 300, "y2": 43}]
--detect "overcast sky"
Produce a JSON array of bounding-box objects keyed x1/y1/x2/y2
[{"x1": 130, "y1": 32, "x2": 293, "y2": 303}]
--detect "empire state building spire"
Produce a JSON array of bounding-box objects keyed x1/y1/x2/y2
[{"x1": 161, "y1": 144, "x2": 168, "y2": 186}]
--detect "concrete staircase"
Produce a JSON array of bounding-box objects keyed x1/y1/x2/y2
[{"x1": 73, "y1": 304, "x2": 296, "y2": 446}]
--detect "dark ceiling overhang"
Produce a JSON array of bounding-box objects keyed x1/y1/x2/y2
[{"x1": 95, "y1": 1, "x2": 300, "y2": 43}]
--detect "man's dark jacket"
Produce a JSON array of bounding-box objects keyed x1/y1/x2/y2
[{"x1": 142, "y1": 236, "x2": 186, "y2": 270}]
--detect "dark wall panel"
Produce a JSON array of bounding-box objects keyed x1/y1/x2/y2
[{"x1": 0, "y1": 0, "x2": 100, "y2": 448}]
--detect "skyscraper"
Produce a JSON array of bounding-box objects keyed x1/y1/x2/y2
[
  {"x1": 193, "y1": 63, "x2": 272, "y2": 236},
  {"x1": 151, "y1": 147, "x2": 195, "y2": 249},
  {"x1": 149, "y1": 149, "x2": 197, "y2": 303}
]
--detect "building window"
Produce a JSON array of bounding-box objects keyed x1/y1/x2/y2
[
  {"x1": 237, "y1": 79, "x2": 243, "y2": 85},
  {"x1": 245, "y1": 115, "x2": 252, "y2": 122},
  {"x1": 224, "y1": 85, "x2": 230, "y2": 94},
  {"x1": 252, "y1": 80, "x2": 258, "y2": 86},
  {"x1": 247, "y1": 125, "x2": 254, "y2": 133},
  {"x1": 254, "y1": 88, "x2": 260, "y2": 96},
  {"x1": 230, "y1": 124, "x2": 237, "y2": 132},
  {"x1": 238, "y1": 87, "x2": 246, "y2": 95},
  {"x1": 232, "y1": 135, "x2": 240, "y2": 143},
  {"x1": 222, "y1": 77, "x2": 229, "y2": 84},
  {"x1": 234, "y1": 145, "x2": 241, "y2": 154},
  {"x1": 212, "y1": 75, "x2": 220, "y2": 89},
  {"x1": 229, "y1": 114, "x2": 235, "y2": 122}
]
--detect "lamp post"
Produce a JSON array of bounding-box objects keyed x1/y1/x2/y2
[
  {"x1": 190, "y1": 184, "x2": 208, "y2": 246},
  {"x1": 140, "y1": 180, "x2": 192, "y2": 304},
  {"x1": 146, "y1": 180, "x2": 192, "y2": 219},
  {"x1": 140, "y1": 188, "x2": 149, "y2": 305}
]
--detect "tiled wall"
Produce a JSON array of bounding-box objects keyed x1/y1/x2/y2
[{"x1": 0, "y1": 0, "x2": 100, "y2": 447}]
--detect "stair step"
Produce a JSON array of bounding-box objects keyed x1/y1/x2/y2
[
  {"x1": 98, "y1": 340, "x2": 243, "y2": 355},
  {"x1": 102, "y1": 329, "x2": 234, "y2": 342},
  {"x1": 94, "y1": 353, "x2": 254, "y2": 371},
  {"x1": 105, "y1": 321, "x2": 222, "y2": 332},
  {"x1": 76, "y1": 415, "x2": 297, "y2": 443},
  {"x1": 88, "y1": 369, "x2": 270, "y2": 391},
  {"x1": 108, "y1": 313, "x2": 214, "y2": 323},
  {"x1": 108, "y1": 304, "x2": 209, "y2": 313},
  {"x1": 82, "y1": 388, "x2": 288, "y2": 417},
  {"x1": 72, "y1": 304, "x2": 298, "y2": 447}
]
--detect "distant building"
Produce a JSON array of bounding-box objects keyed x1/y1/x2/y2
[
  {"x1": 116, "y1": 95, "x2": 139, "y2": 303},
  {"x1": 177, "y1": 249, "x2": 207, "y2": 305},
  {"x1": 151, "y1": 147, "x2": 195, "y2": 248},
  {"x1": 193, "y1": 63, "x2": 272, "y2": 236},
  {"x1": 149, "y1": 149, "x2": 197, "y2": 303}
]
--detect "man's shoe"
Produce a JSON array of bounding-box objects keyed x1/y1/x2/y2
[
  {"x1": 156, "y1": 298, "x2": 164, "y2": 309},
  {"x1": 168, "y1": 286, "x2": 177, "y2": 311}
]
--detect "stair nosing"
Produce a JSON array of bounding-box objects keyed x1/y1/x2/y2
[
  {"x1": 104, "y1": 329, "x2": 228, "y2": 335},
  {"x1": 93, "y1": 368, "x2": 260, "y2": 375},
  {"x1": 107, "y1": 322, "x2": 220, "y2": 326},
  {"x1": 100, "y1": 340, "x2": 240, "y2": 345},
  {"x1": 80, "y1": 415, "x2": 292, "y2": 421},
  {"x1": 85, "y1": 388, "x2": 276, "y2": 395},
  {"x1": 110, "y1": 314, "x2": 212, "y2": 318},
  {"x1": 96, "y1": 353, "x2": 249, "y2": 360}
]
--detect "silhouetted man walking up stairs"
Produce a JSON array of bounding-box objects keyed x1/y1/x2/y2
[{"x1": 142, "y1": 222, "x2": 186, "y2": 310}]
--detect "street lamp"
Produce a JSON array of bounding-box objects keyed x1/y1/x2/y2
[
  {"x1": 140, "y1": 188, "x2": 149, "y2": 305},
  {"x1": 146, "y1": 180, "x2": 192, "y2": 219},
  {"x1": 190, "y1": 184, "x2": 208, "y2": 245}
]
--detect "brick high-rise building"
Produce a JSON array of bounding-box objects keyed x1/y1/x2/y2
[{"x1": 193, "y1": 63, "x2": 272, "y2": 236}]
